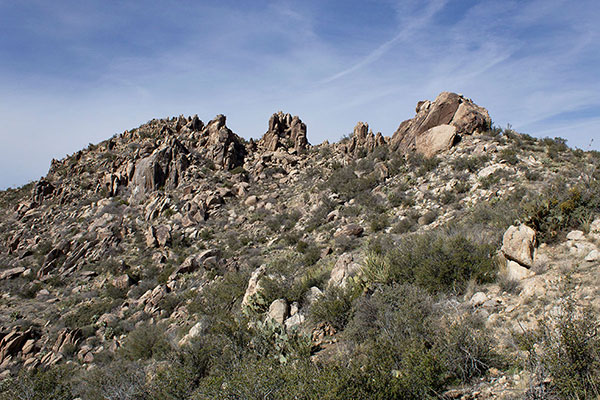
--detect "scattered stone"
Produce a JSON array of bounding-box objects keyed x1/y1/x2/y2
[
  {"x1": 506, "y1": 260, "x2": 534, "y2": 280},
  {"x1": 328, "y1": 254, "x2": 362, "y2": 288},
  {"x1": 0, "y1": 267, "x2": 26, "y2": 280},
  {"x1": 335, "y1": 224, "x2": 364, "y2": 238},
  {"x1": 585, "y1": 249, "x2": 600, "y2": 262},
  {"x1": 470, "y1": 292, "x2": 488, "y2": 307},
  {"x1": 567, "y1": 230, "x2": 585, "y2": 241}
]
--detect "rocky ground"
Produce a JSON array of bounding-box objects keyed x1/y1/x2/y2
[{"x1": 0, "y1": 92, "x2": 599, "y2": 399}]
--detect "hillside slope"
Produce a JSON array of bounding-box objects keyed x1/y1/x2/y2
[{"x1": 1, "y1": 92, "x2": 600, "y2": 399}]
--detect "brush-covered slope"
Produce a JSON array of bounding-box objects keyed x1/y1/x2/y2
[{"x1": 1, "y1": 93, "x2": 600, "y2": 399}]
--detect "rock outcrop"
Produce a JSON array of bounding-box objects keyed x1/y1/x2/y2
[
  {"x1": 196, "y1": 114, "x2": 247, "y2": 170},
  {"x1": 130, "y1": 137, "x2": 190, "y2": 198},
  {"x1": 346, "y1": 122, "x2": 387, "y2": 158},
  {"x1": 391, "y1": 92, "x2": 491, "y2": 156},
  {"x1": 260, "y1": 112, "x2": 309, "y2": 153}
]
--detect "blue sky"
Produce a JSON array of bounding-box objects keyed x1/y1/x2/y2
[{"x1": 1, "y1": 0, "x2": 599, "y2": 189}]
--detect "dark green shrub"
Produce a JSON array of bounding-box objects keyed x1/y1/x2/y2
[
  {"x1": 63, "y1": 299, "x2": 116, "y2": 329},
  {"x1": 500, "y1": 147, "x2": 519, "y2": 165},
  {"x1": 74, "y1": 360, "x2": 147, "y2": 400},
  {"x1": 521, "y1": 301, "x2": 600, "y2": 399},
  {"x1": 452, "y1": 155, "x2": 490, "y2": 173},
  {"x1": 368, "y1": 213, "x2": 389, "y2": 232},
  {"x1": 310, "y1": 285, "x2": 360, "y2": 330},
  {"x1": 0, "y1": 365, "x2": 74, "y2": 400},
  {"x1": 121, "y1": 322, "x2": 171, "y2": 361},
  {"x1": 344, "y1": 284, "x2": 497, "y2": 394},
  {"x1": 362, "y1": 233, "x2": 497, "y2": 294},
  {"x1": 324, "y1": 164, "x2": 378, "y2": 201},
  {"x1": 522, "y1": 184, "x2": 600, "y2": 243}
]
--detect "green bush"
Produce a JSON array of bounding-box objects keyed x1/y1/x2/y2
[
  {"x1": 324, "y1": 163, "x2": 378, "y2": 201},
  {"x1": 522, "y1": 183, "x2": 600, "y2": 243},
  {"x1": 121, "y1": 322, "x2": 171, "y2": 361},
  {"x1": 0, "y1": 365, "x2": 74, "y2": 400},
  {"x1": 345, "y1": 284, "x2": 497, "y2": 394},
  {"x1": 362, "y1": 233, "x2": 497, "y2": 294},
  {"x1": 521, "y1": 300, "x2": 600, "y2": 399},
  {"x1": 452, "y1": 155, "x2": 490, "y2": 173},
  {"x1": 309, "y1": 285, "x2": 361, "y2": 330},
  {"x1": 500, "y1": 147, "x2": 519, "y2": 165}
]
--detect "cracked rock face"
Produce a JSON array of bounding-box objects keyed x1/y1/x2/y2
[
  {"x1": 391, "y1": 92, "x2": 491, "y2": 156},
  {"x1": 260, "y1": 112, "x2": 309, "y2": 153},
  {"x1": 197, "y1": 114, "x2": 247, "y2": 170}
]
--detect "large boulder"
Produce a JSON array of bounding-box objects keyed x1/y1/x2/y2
[
  {"x1": 242, "y1": 265, "x2": 267, "y2": 309},
  {"x1": 346, "y1": 122, "x2": 387, "y2": 158},
  {"x1": 390, "y1": 92, "x2": 491, "y2": 154},
  {"x1": 260, "y1": 112, "x2": 309, "y2": 153},
  {"x1": 501, "y1": 225, "x2": 537, "y2": 268},
  {"x1": 414, "y1": 124, "x2": 457, "y2": 158}
]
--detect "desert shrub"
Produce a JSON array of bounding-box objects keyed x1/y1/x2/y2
[
  {"x1": 440, "y1": 191, "x2": 456, "y2": 205},
  {"x1": 333, "y1": 234, "x2": 359, "y2": 253},
  {"x1": 345, "y1": 284, "x2": 497, "y2": 393},
  {"x1": 121, "y1": 322, "x2": 171, "y2": 361},
  {"x1": 265, "y1": 210, "x2": 301, "y2": 233},
  {"x1": 498, "y1": 275, "x2": 522, "y2": 295},
  {"x1": 309, "y1": 285, "x2": 361, "y2": 330},
  {"x1": 454, "y1": 179, "x2": 471, "y2": 194},
  {"x1": 391, "y1": 217, "x2": 417, "y2": 234},
  {"x1": 543, "y1": 137, "x2": 569, "y2": 160},
  {"x1": 500, "y1": 147, "x2": 519, "y2": 165},
  {"x1": 522, "y1": 183, "x2": 600, "y2": 243},
  {"x1": 520, "y1": 300, "x2": 600, "y2": 399},
  {"x1": 368, "y1": 212, "x2": 389, "y2": 232},
  {"x1": 188, "y1": 268, "x2": 250, "y2": 317},
  {"x1": 146, "y1": 338, "x2": 215, "y2": 399},
  {"x1": 304, "y1": 196, "x2": 335, "y2": 233},
  {"x1": 103, "y1": 283, "x2": 127, "y2": 300},
  {"x1": 362, "y1": 232, "x2": 496, "y2": 294},
  {"x1": 0, "y1": 365, "x2": 74, "y2": 400},
  {"x1": 296, "y1": 240, "x2": 320, "y2": 266},
  {"x1": 324, "y1": 164, "x2": 378, "y2": 201},
  {"x1": 74, "y1": 360, "x2": 147, "y2": 400},
  {"x1": 63, "y1": 298, "x2": 117, "y2": 329},
  {"x1": 452, "y1": 155, "x2": 490, "y2": 173},
  {"x1": 440, "y1": 313, "x2": 498, "y2": 382},
  {"x1": 388, "y1": 189, "x2": 414, "y2": 207}
]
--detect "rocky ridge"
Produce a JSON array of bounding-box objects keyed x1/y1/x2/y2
[{"x1": 0, "y1": 92, "x2": 598, "y2": 398}]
